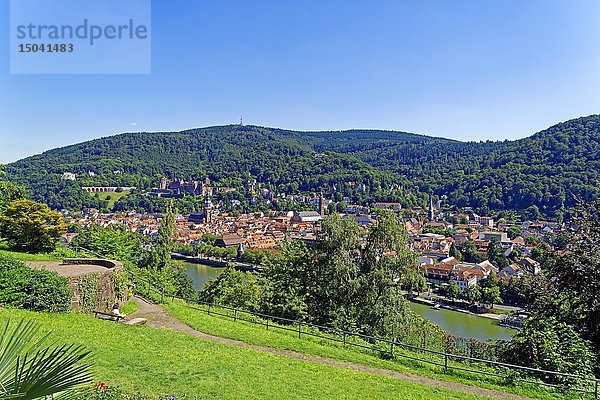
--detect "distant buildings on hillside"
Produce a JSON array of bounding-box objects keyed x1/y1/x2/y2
[{"x1": 151, "y1": 177, "x2": 235, "y2": 197}]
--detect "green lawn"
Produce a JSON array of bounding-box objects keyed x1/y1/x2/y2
[
  {"x1": 94, "y1": 190, "x2": 131, "y2": 209},
  {"x1": 0, "y1": 307, "x2": 488, "y2": 400},
  {"x1": 163, "y1": 300, "x2": 573, "y2": 400},
  {"x1": 0, "y1": 243, "x2": 76, "y2": 262}
]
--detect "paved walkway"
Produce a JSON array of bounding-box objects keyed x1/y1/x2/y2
[
  {"x1": 26, "y1": 261, "x2": 109, "y2": 277},
  {"x1": 129, "y1": 296, "x2": 532, "y2": 400}
]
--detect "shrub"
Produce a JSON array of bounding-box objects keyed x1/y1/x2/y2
[
  {"x1": 0, "y1": 254, "x2": 71, "y2": 312},
  {"x1": 496, "y1": 317, "x2": 597, "y2": 386}
]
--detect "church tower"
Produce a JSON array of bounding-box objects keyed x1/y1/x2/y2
[
  {"x1": 317, "y1": 193, "x2": 326, "y2": 216},
  {"x1": 428, "y1": 194, "x2": 435, "y2": 221},
  {"x1": 203, "y1": 195, "x2": 214, "y2": 224}
]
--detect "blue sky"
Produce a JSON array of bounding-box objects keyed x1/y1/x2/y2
[{"x1": 1, "y1": 0, "x2": 599, "y2": 163}]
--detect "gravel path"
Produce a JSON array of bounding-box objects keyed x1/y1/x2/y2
[{"x1": 129, "y1": 296, "x2": 532, "y2": 400}]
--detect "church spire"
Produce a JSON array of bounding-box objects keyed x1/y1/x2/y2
[{"x1": 428, "y1": 194, "x2": 435, "y2": 221}]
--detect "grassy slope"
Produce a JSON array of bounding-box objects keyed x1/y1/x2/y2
[
  {"x1": 0, "y1": 308, "x2": 486, "y2": 400},
  {"x1": 0, "y1": 246, "x2": 66, "y2": 262},
  {"x1": 163, "y1": 300, "x2": 570, "y2": 400},
  {"x1": 94, "y1": 190, "x2": 131, "y2": 209}
]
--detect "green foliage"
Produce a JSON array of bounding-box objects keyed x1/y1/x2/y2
[
  {"x1": 481, "y1": 287, "x2": 501, "y2": 308},
  {"x1": 10, "y1": 117, "x2": 600, "y2": 218},
  {"x1": 423, "y1": 226, "x2": 456, "y2": 237},
  {"x1": 147, "y1": 201, "x2": 176, "y2": 271},
  {"x1": 458, "y1": 241, "x2": 483, "y2": 263},
  {"x1": 486, "y1": 240, "x2": 509, "y2": 269},
  {"x1": 201, "y1": 211, "x2": 433, "y2": 341},
  {"x1": 0, "y1": 199, "x2": 67, "y2": 253},
  {"x1": 1, "y1": 308, "x2": 485, "y2": 400},
  {"x1": 0, "y1": 254, "x2": 71, "y2": 312},
  {"x1": 528, "y1": 200, "x2": 600, "y2": 361},
  {"x1": 200, "y1": 267, "x2": 263, "y2": 311},
  {"x1": 462, "y1": 285, "x2": 481, "y2": 306},
  {"x1": 77, "y1": 274, "x2": 100, "y2": 313},
  {"x1": 0, "y1": 319, "x2": 92, "y2": 399},
  {"x1": 0, "y1": 165, "x2": 27, "y2": 213},
  {"x1": 497, "y1": 318, "x2": 596, "y2": 385},
  {"x1": 445, "y1": 281, "x2": 461, "y2": 301},
  {"x1": 507, "y1": 225, "x2": 522, "y2": 239},
  {"x1": 72, "y1": 224, "x2": 145, "y2": 268}
]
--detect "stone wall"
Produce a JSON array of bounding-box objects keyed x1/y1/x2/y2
[{"x1": 63, "y1": 258, "x2": 130, "y2": 312}]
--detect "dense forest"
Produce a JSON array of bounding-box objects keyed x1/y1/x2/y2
[{"x1": 6, "y1": 115, "x2": 600, "y2": 218}]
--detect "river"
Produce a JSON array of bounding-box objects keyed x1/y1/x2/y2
[
  {"x1": 183, "y1": 261, "x2": 514, "y2": 341},
  {"x1": 408, "y1": 301, "x2": 514, "y2": 341},
  {"x1": 180, "y1": 261, "x2": 225, "y2": 291}
]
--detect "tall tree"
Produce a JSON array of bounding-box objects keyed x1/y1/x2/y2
[
  {"x1": 148, "y1": 201, "x2": 176, "y2": 271},
  {"x1": 540, "y1": 201, "x2": 600, "y2": 352}
]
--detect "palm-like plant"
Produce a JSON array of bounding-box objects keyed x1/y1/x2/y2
[{"x1": 0, "y1": 319, "x2": 92, "y2": 399}]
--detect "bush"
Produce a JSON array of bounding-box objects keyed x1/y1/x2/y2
[
  {"x1": 496, "y1": 317, "x2": 597, "y2": 385},
  {"x1": 0, "y1": 254, "x2": 71, "y2": 312}
]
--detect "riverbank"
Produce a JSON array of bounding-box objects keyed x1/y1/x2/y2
[
  {"x1": 171, "y1": 252, "x2": 262, "y2": 272},
  {"x1": 409, "y1": 296, "x2": 502, "y2": 321}
]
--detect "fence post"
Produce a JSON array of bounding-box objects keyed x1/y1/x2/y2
[
  {"x1": 390, "y1": 341, "x2": 394, "y2": 357},
  {"x1": 208, "y1": 304, "x2": 211, "y2": 315},
  {"x1": 343, "y1": 332, "x2": 347, "y2": 346},
  {"x1": 595, "y1": 379, "x2": 598, "y2": 399},
  {"x1": 298, "y1": 322, "x2": 302, "y2": 339},
  {"x1": 266, "y1": 319, "x2": 269, "y2": 330},
  {"x1": 161, "y1": 287, "x2": 164, "y2": 303},
  {"x1": 444, "y1": 353, "x2": 448, "y2": 373},
  {"x1": 234, "y1": 309, "x2": 238, "y2": 322}
]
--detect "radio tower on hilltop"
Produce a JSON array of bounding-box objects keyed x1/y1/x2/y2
[{"x1": 240, "y1": 115, "x2": 244, "y2": 126}]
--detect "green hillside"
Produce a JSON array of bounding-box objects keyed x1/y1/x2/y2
[
  {"x1": 6, "y1": 115, "x2": 600, "y2": 218},
  {"x1": 0, "y1": 307, "x2": 490, "y2": 400}
]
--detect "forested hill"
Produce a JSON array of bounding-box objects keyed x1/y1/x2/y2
[{"x1": 6, "y1": 115, "x2": 600, "y2": 219}]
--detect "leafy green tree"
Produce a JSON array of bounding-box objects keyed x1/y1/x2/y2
[
  {"x1": 487, "y1": 240, "x2": 509, "y2": 269},
  {"x1": 497, "y1": 318, "x2": 596, "y2": 385},
  {"x1": 458, "y1": 241, "x2": 483, "y2": 263},
  {"x1": 449, "y1": 243, "x2": 462, "y2": 261},
  {"x1": 0, "y1": 199, "x2": 66, "y2": 253},
  {"x1": 72, "y1": 224, "x2": 145, "y2": 266},
  {"x1": 200, "y1": 266, "x2": 263, "y2": 311},
  {"x1": 202, "y1": 211, "x2": 421, "y2": 339},
  {"x1": 507, "y1": 225, "x2": 522, "y2": 239},
  {"x1": 463, "y1": 285, "x2": 481, "y2": 307},
  {"x1": 148, "y1": 201, "x2": 176, "y2": 271},
  {"x1": 525, "y1": 205, "x2": 542, "y2": 221},
  {"x1": 445, "y1": 281, "x2": 460, "y2": 302},
  {"x1": 402, "y1": 268, "x2": 427, "y2": 296},
  {"x1": 481, "y1": 286, "x2": 501, "y2": 308},
  {"x1": 538, "y1": 201, "x2": 600, "y2": 355}
]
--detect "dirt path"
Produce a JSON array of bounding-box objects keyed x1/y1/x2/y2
[{"x1": 129, "y1": 296, "x2": 532, "y2": 400}]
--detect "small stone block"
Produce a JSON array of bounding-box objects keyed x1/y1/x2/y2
[{"x1": 124, "y1": 318, "x2": 147, "y2": 326}]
